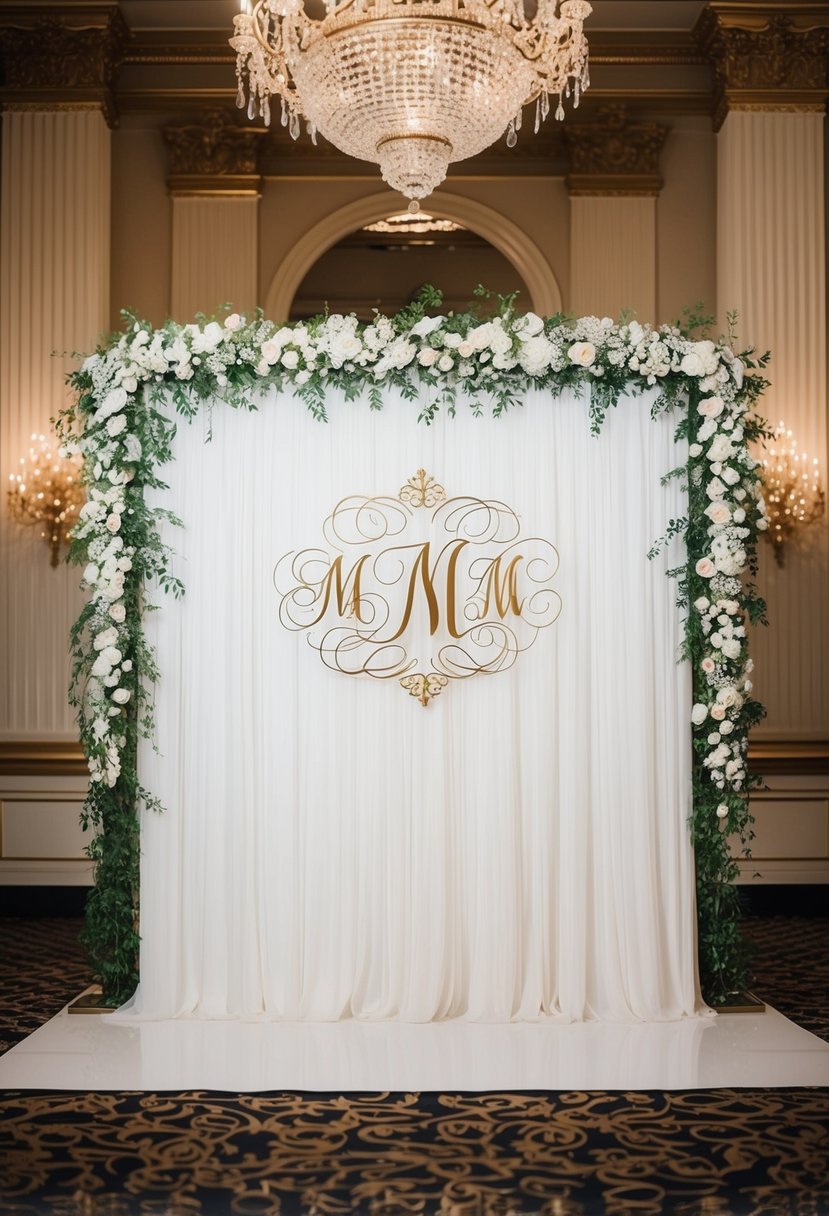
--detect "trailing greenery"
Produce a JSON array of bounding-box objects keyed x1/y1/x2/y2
[{"x1": 56, "y1": 287, "x2": 769, "y2": 1008}]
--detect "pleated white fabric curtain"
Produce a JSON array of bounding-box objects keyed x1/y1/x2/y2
[{"x1": 122, "y1": 384, "x2": 704, "y2": 1022}]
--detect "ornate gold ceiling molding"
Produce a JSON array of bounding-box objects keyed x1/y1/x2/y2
[
  {"x1": 563, "y1": 104, "x2": 669, "y2": 196},
  {"x1": 122, "y1": 27, "x2": 707, "y2": 69},
  {"x1": 163, "y1": 108, "x2": 267, "y2": 197},
  {"x1": 696, "y1": 2, "x2": 829, "y2": 130},
  {"x1": 0, "y1": 4, "x2": 128, "y2": 128}
]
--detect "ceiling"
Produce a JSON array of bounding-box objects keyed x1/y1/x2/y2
[{"x1": 105, "y1": 0, "x2": 716, "y2": 176}]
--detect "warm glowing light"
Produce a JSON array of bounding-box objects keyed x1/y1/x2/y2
[
  {"x1": 760, "y1": 421, "x2": 825, "y2": 567},
  {"x1": 6, "y1": 432, "x2": 85, "y2": 567}
]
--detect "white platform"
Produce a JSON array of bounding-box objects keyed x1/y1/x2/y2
[{"x1": 1, "y1": 1002, "x2": 828, "y2": 1091}]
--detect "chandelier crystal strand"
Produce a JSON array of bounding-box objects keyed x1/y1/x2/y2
[{"x1": 231, "y1": 0, "x2": 591, "y2": 202}]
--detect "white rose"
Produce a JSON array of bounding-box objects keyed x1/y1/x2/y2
[
  {"x1": 705, "y1": 501, "x2": 731, "y2": 526},
  {"x1": 225, "y1": 312, "x2": 243, "y2": 331},
  {"x1": 514, "y1": 312, "x2": 544, "y2": 340},
  {"x1": 716, "y1": 804, "x2": 729, "y2": 820},
  {"x1": 691, "y1": 703, "x2": 708, "y2": 726},
  {"x1": 121, "y1": 659, "x2": 133, "y2": 673},
  {"x1": 260, "y1": 340, "x2": 281, "y2": 365},
  {"x1": 720, "y1": 720, "x2": 734, "y2": 735},
  {"x1": 94, "y1": 627, "x2": 118, "y2": 651},
  {"x1": 438, "y1": 354, "x2": 454, "y2": 372},
  {"x1": 111, "y1": 688, "x2": 131, "y2": 705},
  {"x1": 199, "y1": 321, "x2": 224, "y2": 352},
  {"x1": 716, "y1": 686, "x2": 738, "y2": 708},
  {"x1": 680, "y1": 352, "x2": 704, "y2": 377},
  {"x1": 84, "y1": 563, "x2": 99, "y2": 586},
  {"x1": 328, "y1": 331, "x2": 362, "y2": 367},
  {"x1": 409, "y1": 315, "x2": 445, "y2": 338},
  {"x1": 418, "y1": 348, "x2": 439, "y2": 368},
  {"x1": 706, "y1": 478, "x2": 727, "y2": 501},
  {"x1": 695, "y1": 557, "x2": 715, "y2": 578},
  {"x1": 689, "y1": 444, "x2": 703, "y2": 458},
  {"x1": 568, "y1": 341, "x2": 596, "y2": 367},
  {"x1": 698, "y1": 396, "x2": 725, "y2": 418},
  {"x1": 94, "y1": 386, "x2": 127, "y2": 422},
  {"x1": 106, "y1": 414, "x2": 127, "y2": 438},
  {"x1": 281, "y1": 349, "x2": 299, "y2": 369},
  {"x1": 295, "y1": 369, "x2": 311, "y2": 385},
  {"x1": 390, "y1": 339, "x2": 416, "y2": 369},
  {"x1": 694, "y1": 596, "x2": 710, "y2": 611},
  {"x1": 443, "y1": 332, "x2": 463, "y2": 349},
  {"x1": 708, "y1": 433, "x2": 735, "y2": 462},
  {"x1": 457, "y1": 341, "x2": 475, "y2": 359},
  {"x1": 701, "y1": 657, "x2": 716, "y2": 674},
  {"x1": 708, "y1": 732, "x2": 721, "y2": 745},
  {"x1": 710, "y1": 704, "x2": 726, "y2": 721},
  {"x1": 698, "y1": 418, "x2": 718, "y2": 443},
  {"x1": 106, "y1": 514, "x2": 122, "y2": 534},
  {"x1": 519, "y1": 335, "x2": 554, "y2": 377},
  {"x1": 721, "y1": 638, "x2": 741, "y2": 660},
  {"x1": 721, "y1": 466, "x2": 741, "y2": 486},
  {"x1": 757, "y1": 517, "x2": 768, "y2": 531},
  {"x1": 109, "y1": 602, "x2": 126, "y2": 623},
  {"x1": 733, "y1": 508, "x2": 746, "y2": 524}
]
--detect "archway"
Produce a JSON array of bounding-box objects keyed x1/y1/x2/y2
[{"x1": 264, "y1": 191, "x2": 562, "y2": 322}]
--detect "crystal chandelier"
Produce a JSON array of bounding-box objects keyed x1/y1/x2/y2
[{"x1": 231, "y1": 0, "x2": 591, "y2": 203}]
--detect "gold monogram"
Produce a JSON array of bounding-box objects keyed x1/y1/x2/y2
[{"x1": 274, "y1": 471, "x2": 561, "y2": 705}]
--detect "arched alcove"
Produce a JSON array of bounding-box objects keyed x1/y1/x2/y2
[{"x1": 264, "y1": 191, "x2": 563, "y2": 321}]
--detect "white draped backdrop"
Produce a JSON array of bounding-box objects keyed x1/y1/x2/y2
[{"x1": 124, "y1": 385, "x2": 703, "y2": 1023}]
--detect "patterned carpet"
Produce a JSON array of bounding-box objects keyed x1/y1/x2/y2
[{"x1": 0, "y1": 914, "x2": 827, "y2": 1215}]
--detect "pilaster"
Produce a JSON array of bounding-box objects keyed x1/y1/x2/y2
[
  {"x1": 700, "y1": 3, "x2": 829, "y2": 737},
  {"x1": 163, "y1": 109, "x2": 266, "y2": 319},
  {"x1": 564, "y1": 105, "x2": 668, "y2": 320}
]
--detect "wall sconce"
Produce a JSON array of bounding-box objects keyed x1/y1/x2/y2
[
  {"x1": 7, "y1": 433, "x2": 85, "y2": 568},
  {"x1": 760, "y1": 421, "x2": 825, "y2": 567}
]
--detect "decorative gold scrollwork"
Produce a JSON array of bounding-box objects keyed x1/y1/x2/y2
[
  {"x1": 398, "y1": 468, "x2": 447, "y2": 510},
  {"x1": 399, "y1": 671, "x2": 449, "y2": 707}
]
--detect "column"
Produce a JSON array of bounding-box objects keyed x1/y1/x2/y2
[
  {"x1": 0, "y1": 11, "x2": 124, "y2": 738},
  {"x1": 564, "y1": 104, "x2": 668, "y2": 321},
  {"x1": 699, "y1": 3, "x2": 829, "y2": 738},
  {"x1": 163, "y1": 109, "x2": 266, "y2": 320}
]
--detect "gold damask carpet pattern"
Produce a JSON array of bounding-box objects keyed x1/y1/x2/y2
[
  {"x1": 0, "y1": 915, "x2": 827, "y2": 1215},
  {"x1": 1, "y1": 1087, "x2": 828, "y2": 1215}
]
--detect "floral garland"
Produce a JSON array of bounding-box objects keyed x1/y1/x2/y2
[{"x1": 57, "y1": 290, "x2": 769, "y2": 1006}]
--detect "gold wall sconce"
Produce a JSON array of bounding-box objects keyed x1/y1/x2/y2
[
  {"x1": 760, "y1": 421, "x2": 825, "y2": 567},
  {"x1": 7, "y1": 433, "x2": 85, "y2": 567}
]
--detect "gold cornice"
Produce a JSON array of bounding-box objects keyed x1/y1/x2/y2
[
  {"x1": 695, "y1": 3, "x2": 829, "y2": 130},
  {"x1": 0, "y1": 5, "x2": 128, "y2": 128},
  {"x1": 563, "y1": 104, "x2": 668, "y2": 197},
  {"x1": 0, "y1": 741, "x2": 87, "y2": 778},
  {"x1": 163, "y1": 108, "x2": 266, "y2": 196}
]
